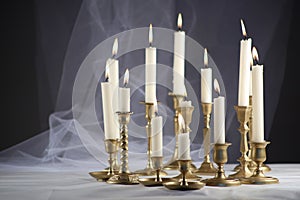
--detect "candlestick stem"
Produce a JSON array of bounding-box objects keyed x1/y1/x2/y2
[
  {"x1": 194, "y1": 103, "x2": 217, "y2": 175},
  {"x1": 139, "y1": 157, "x2": 166, "y2": 186},
  {"x1": 229, "y1": 106, "x2": 253, "y2": 179},
  {"x1": 107, "y1": 112, "x2": 139, "y2": 184}
]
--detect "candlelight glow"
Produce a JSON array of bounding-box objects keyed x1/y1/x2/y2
[
  {"x1": 124, "y1": 68, "x2": 129, "y2": 86},
  {"x1": 112, "y1": 38, "x2": 118, "y2": 56},
  {"x1": 240, "y1": 19, "x2": 247, "y2": 37},
  {"x1": 177, "y1": 13, "x2": 182, "y2": 30},
  {"x1": 178, "y1": 113, "x2": 186, "y2": 132},
  {"x1": 252, "y1": 46, "x2": 259, "y2": 62},
  {"x1": 204, "y1": 48, "x2": 208, "y2": 67},
  {"x1": 149, "y1": 24, "x2": 153, "y2": 45},
  {"x1": 214, "y1": 79, "x2": 221, "y2": 96}
]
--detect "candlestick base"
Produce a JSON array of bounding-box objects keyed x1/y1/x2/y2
[
  {"x1": 163, "y1": 160, "x2": 205, "y2": 191},
  {"x1": 194, "y1": 157, "x2": 217, "y2": 175},
  {"x1": 241, "y1": 141, "x2": 278, "y2": 185},
  {"x1": 107, "y1": 173, "x2": 140, "y2": 185},
  {"x1": 204, "y1": 143, "x2": 241, "y2": 187}
]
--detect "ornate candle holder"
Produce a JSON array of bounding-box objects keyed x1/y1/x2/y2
[
  {"x1": 229, "y1": 106, "x2": 253, "y2": 179},
  {"x1": 194, "y1": 103, "x2": 217, "y2": 175},
  {"x1": 139, "y1": 157, "x2": 167, "y2": 186},
  {"x1": 135, "y1": 102, "x2": 167, "y2": 176},
  {"x1": 107, "y1": 112, "x2": 139, "y2": 185},
  {"x1": 204, "y1": 143, "x2": 241, "y2": 187},
  {"x1": 89, "y1": 139, "x2": 119, "y2": 181},
  {"x1": 164, "y1": 93, "x2": 196, "y2": 170},
  {"x1": 241, "y1": 141, "x2": 278, "y2": 184},
  {"x1": 163, "y1": 160, "x2": 205, "y2": 190}
]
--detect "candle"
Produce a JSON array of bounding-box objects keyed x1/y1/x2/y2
[
  {"x1": 178, "y1": 133, "x2": 191, "y2": 160},
  {"x1": 179, "y1": 100, "x2": 192, "y2": 107},
  {"x1": 173, "y1": 13, "x2": 186, "y2": 96},
  {"x1": 251, "y1": 47, "x2": 264, "y2": 142},
  {"x1": 177, "y1": 113, "x2": 191, "y2": 160},
  {"x1": 201, "y1": 48, "x2": 212, "y2": 103},
  {"x1": 101, "y1": 75, "x2": 119, "y2": 139},
  {"x1": 145, "y1": 24, "x2": 157, "y2": 103},
  {"x1": 213, "y1": 79, "x2": 225, "y2": 144},
  {"x1": 151, "y1": 116, "x2": 163, "y2": 157},
  {"x1": 238, "y1": 19, "x2": 252, "y2": 106},
  {"x1": 119, "y1": 69, "x2": 130, "y2": 112}
]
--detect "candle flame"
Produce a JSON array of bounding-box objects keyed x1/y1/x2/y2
[
  {"x1": 252, "y1": 46, "x2": 259, "y2": 62},
  {"x1": 149, "y1": 24, "x2": 153, "y2": 45},
  {"x1": 214, "y1": 79, "x2": 221, "y2": 96},
  {"x1": 112, "y1": 38, "x2": 118, "y2": 56},
  {"x1": 240, "y1": 19, "x2": 247, "y2": 37},
  {"x1": 105, "y1": 65, "x2": 110, "y2": 81},
  {"x1": 178, "y1": 113, "x2": 186, "y2": 132},
  {"x1": 204, "y1": 48, "x2": 208, "y2": 67},
  {"x1": 177, "y1": 13, "x2": 182, "y2": 30},
  {"x1": 124, "y1": 68, "x2": 129, "y2": 86},
  {"x1": 154, "y1": 101, "x2": 158, "y2": 114}
]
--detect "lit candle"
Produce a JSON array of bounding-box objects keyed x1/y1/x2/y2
[
  {"x1": 251, "y1": 47, "x2": 264, "y2": 142},
  {"x1": 238, "y1": 20, "x2": 252, "y2": 106},
  {"x1": 119, "y1": 69, "x2": 130, "y2": 112},
  {"x1": 145, "y1": 24, "x2": 157, "y2": 103},
  {"x1": 177, "y1": 114, "x2": 191, "y2": 160},
  {"x1": 213, "y1": 79, "x2": 225, "y2": 144},
  {"x1": 201, "y1": 48, "x2": 212, "y2": 103},
  {"x1": 101, "y1": 72, "x2": 119, "y2": 139},
  {"x1": 173, "y1": 13, "x2": 186, "y2": 96},
  {"x1": 151, "y1": 116, "x2": 163, "y2": 157}
]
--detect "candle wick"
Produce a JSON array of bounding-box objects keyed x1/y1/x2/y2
[
  {"x1": 149, "y1": 42, "x2": 152, "y2": 47},
  {"x1": 253, "y1": 59, "x2": 259, "y2": 65},
  {"x1": 105, "y1": 77, "x2": 109, "y2": 82}
]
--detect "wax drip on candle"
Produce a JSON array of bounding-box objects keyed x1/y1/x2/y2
[
  {"x1": 112, "y1": 38, "x2": 118, "y2": 59},
  {"x1": 204, "y1": 48, "x2": 208, "y2": 68},
  {"x1": 214, "y1": 78, "x2": 221, "y2": 96},
  {"x1": 252, "y1": 46, "x2": 259, "y2": 65},
  {"x1": 177, "y1": 13, "x2": 182, "y2": 31},
  {"x1": 240, "y1": 19, "x2": 248, "y2": 39},
  {"x1": 123, "y1": 68, "x2": 129, "y2": 87},
  {"x1": 149, "y1": 24, "x2": 153, "y2": 47}
]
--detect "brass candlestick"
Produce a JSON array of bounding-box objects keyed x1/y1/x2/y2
[
  {"x1": 229, "y1": 106, "x2": 253, "y2": 179},
  {"x1": 164, "y1": 93, "x2": 196, "y2": 170},
  {"x1": 241, "y1": 141, "x2": 278, "y2": 184},
  {"x1": 163, "y1": 160, "x2": 205, "y2": 190},
  {"x1": 194, "y1": 103, "x2": 217, "y2": 175},
  {"x1": 135, "y1": 102, "x2": 167, "y2": 176},
  {"x1": 204, "y1": 143, "x2": 241, "y2": 187},
  {"x1": 89, "y1": 139, "x2": 119, "y2": 181},
  {"x1": 139, "y1": 157, "x2": 168, "y2": 186},
  {"x1": 107, "y1": 112, "x2": 139, "y2": 185}
]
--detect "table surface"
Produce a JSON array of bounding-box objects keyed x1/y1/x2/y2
[{"x1": 0, "y1": 164, "x2": 299, "y2": 200}]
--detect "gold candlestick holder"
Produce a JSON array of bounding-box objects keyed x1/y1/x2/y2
[
  {"x1": 139, "y1": 157, "x2": 168, "y2": 186},
  {"x1": 204, "y1": 143, "x2": 241, "y2": 187},
  {"x1": 135, "y1": 102, "x2": 167, "y2": 176},
  {"x1": 163, "y1": 93, "x2": 185, "y2": 170},
  {"x1": 194, "y1": 103, "x2": 217, "y2": 175},
  {"x1": 163, "y1": 160, "x2": 205, "y2": 190},
  {"x1": 107, "y1": 112, "x2": 139, "y2": 185},
  {"x1": 241, "y1": 141, "x2": 278, "y2": 184},
  {"x1": 229, "y1": 106, "x2": 253, "y2": 179},
  {"x1": 89, "y1": 139, "x2": 119, "y2": 181}
]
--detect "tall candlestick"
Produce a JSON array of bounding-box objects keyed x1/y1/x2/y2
[
  {"x1": 145, "y1": 24, "x2": 157, "y2": 103},
  {"x1": 201, "y1": 48, "x2": 212, "y2": 103},
  {"x1": 173, "y1": 13, "x2": 186, "y2": 96},
  {"x1": 119, "y1": 69, "x2": 130, "y2": 112},
  {"x1": 252, "y1": 47, "x2": 264, "y2": 142},
  {"x1": 151, "y1": 116, "x2": 163, "y2": 157},
  {"x1": 178, "y1": 133, "x2": 191, "y2": 160},
  {"x1": 213, "y1": 79, "x2": 225, "y2": 144},
  {"x1": 238, "y1": 20, "x2": 252, "y2": 106},
  {"x1": 101, "y1": 81, "x2": 118, "y2": 139}
]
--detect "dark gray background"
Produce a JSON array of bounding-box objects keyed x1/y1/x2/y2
[{"x1": 2, "y1": 0, "x2": 299, "y2": 163}]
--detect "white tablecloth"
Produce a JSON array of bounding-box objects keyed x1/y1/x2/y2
[{"x1": 0, "y1": 164, "x2": 299, "y2": 200}]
